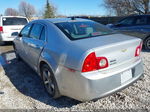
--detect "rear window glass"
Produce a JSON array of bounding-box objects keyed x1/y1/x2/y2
[
  {"x1": 55, "y1": 21, "x2": 115, "y2": 40},
  {"x1": 3, "y1": 17, "x2": 28, "y2": 26}
]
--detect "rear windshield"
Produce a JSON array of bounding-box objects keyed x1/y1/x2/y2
[
  {"x1": 2, "y1": 17, "x2": 28, "y2": 26},
  {"x1": 55, "y1": 21, "x2": 116, "y2": 40}
]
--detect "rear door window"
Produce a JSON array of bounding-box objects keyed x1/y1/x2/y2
[
  {"x1": 29, "y1": 24, "x2": 44, "y2": 40},
  {"x1": 20, "y1": 24, "x2": 32, "y2": 37},
  {"x1": 2, "y1": 17, "x2": 28, "y2": 26},
  {"x1": 40, "y1": 28, "x2": 46, "y2": 41}
]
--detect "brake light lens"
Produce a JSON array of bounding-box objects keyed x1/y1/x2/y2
[
  {"x1": 135, "y1": 42, "x2": 142, "y2": 57},
  {"x1": 97, "y1": 57, "x2": 109, "y2": 69},
  {"x1": 82, "y1": 52, "x2": 109, "y2": 72},
  {"x1": 0, "y1": 26, "x2": 3, "y2": 32}
]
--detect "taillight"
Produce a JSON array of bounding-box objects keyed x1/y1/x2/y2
[
  {"x1": 97, "y1": 57, "x2": 109, "y2": 69},
  {"x1": 0, "y1": 26, "x2": 3, "y2": 33},
  {"x1": 82, "y1": 52, "x2": 109, "y2": 72},
  {"x1": 135, "y1": 42, "x2": 142, "y2": 57}
]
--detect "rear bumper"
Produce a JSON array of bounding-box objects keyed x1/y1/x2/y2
[
  {"x1": 0, "y1": 33, "x2": 16, "y2": 42},
  {"x1": 92, "y1": 72, "x2": 143, "y2": 101},
  {"x1": 58, "y1": 59, "x2": 143, "y2": 101}
]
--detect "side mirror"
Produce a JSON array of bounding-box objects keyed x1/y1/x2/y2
[{"x1": 18, "y1": 33, "x2": 22, "y2": 37}]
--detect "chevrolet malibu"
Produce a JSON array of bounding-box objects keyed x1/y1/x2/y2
[{"x1": 13, "y1": 18, "x2": 143, "y2": 101}]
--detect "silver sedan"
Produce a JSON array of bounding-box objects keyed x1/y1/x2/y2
[{"x1": 13, "y1": 18, "x2": 143, "y2": 101}]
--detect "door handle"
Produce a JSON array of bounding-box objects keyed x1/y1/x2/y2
[
  {"x1": 35, "y1": 45, "x2": 42, "y2": 49},
  {"x1": 29, "y1": 43, "x2": 36, "y2": 47},
  {"x1": 28, "y1": 43, "x2": 42, "y2": 49}
]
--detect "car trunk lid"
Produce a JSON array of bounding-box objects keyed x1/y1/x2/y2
[
  {"x1": 72, "y1": 33, "x2": 142, "y2": 71},
  {"x1": 93, "y1": 39, "x2": 141, "y2": 70}
]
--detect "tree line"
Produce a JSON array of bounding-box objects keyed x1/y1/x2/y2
[
  {"x1": 4, "y1": 0, "x2": 56, "y2": 20},
  {"x1": 4, "y1": 0, "x2": 150, "y2": 19},
  {"x1": 104, "y1": 0, "x2": 150, "y2": 16}
]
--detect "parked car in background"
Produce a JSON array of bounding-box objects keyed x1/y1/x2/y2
[
  {"x1": 107, "y1": 15, "x2": 150, "y2": 50},
  {"x1": 13, "y1": 18, "x2": 143, "y2": 101},
  {"x1": 0, "y1": 16, "x2": 28, "y2": 45}
]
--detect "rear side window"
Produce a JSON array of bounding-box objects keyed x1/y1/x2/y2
[
  {"x1": 134, "y1": 16, "x2": 147, "y2": 25},
  {"x1": 119, "y1": 17, "x2": 135, "y2": 25},
  {"x1": 30, "y1": 24, "x2": 44, "y2": 39},
  {"x1": 2, "y1": 17, "x2": 28, "y2": 26},
  {"x1": 20, "y1": 24, "x2": 32, "y2": 37}
]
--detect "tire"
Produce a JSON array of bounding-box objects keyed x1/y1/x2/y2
[
  {"x1": 41, "y1": 64, "x2": 60, "y2": 98},
  {"x1": 144, "y1": 37, "x2": 150, "y2": 50}
]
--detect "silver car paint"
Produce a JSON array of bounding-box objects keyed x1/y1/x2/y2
[{"x1": 14, "y1": 18, "x2": 143, "y2": 101}]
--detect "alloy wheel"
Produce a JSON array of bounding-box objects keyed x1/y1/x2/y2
[
  {"x1": 146, "y1": 39, "x2": 150, "y2": 50},
  {"x1": 42, "y1": 68, "x2": 55, "y2": 95}
]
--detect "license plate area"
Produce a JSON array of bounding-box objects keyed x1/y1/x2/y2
[{"x1": 121, "y1": 69, "x2": 132, "y2": 84}]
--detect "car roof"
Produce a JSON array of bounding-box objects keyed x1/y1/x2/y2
[{"x1": 45, "y1": 18, "x2": 92, "y2": 23}]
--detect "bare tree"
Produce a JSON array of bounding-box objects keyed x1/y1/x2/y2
[
  {"x1": 19, "y1": 1, "x2": 36, "y2": 19},
  {"x1": 103, "y1": 0, "x2": 150, "y2": 16},
  {"x1": 131, "y1": 0, "x2": 150, "y2": 14},
  {"x1": 4, "y1": 8, "x2": 19, "y2": 16}
]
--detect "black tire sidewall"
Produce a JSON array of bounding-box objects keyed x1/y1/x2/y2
[
  {"x1": 41, "y1": 64, "x2": 60, "y2": 98},
  {"x1": 145, "y1": 37, "x2": 150, "y2": 50}
]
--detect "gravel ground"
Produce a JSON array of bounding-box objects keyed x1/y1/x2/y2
[{"x1": 0, "y1": 45, "x2": 150, "y2": 111}]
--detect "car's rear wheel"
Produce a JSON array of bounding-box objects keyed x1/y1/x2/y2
[
  {"x1": 41, "y1": 64, "x2": 60, "y2": 98},
  {"x1": 145, "y1": 37, "x2": 150, "y2": 50}
]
